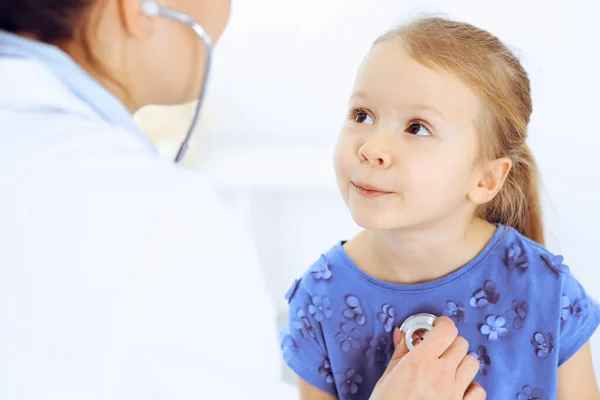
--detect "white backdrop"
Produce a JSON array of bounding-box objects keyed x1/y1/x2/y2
[{"x1": 145, "y1": 0, "x2": 600, "y2": 381}]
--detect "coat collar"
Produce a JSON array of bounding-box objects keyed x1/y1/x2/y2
[{"x1": 0, "y1": 30, "x2": 158, "y2": 155}]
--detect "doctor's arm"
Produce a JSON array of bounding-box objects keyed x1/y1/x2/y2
[
  {"x1": 557, "y1": 341, "x2": 600, "y2": 399},
  {"x1": 114, "y1": 182, "x2": 286, "y2": 399}
]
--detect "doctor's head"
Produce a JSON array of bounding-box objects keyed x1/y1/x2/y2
[{"x1": 0, "y1": 0, "x2": 231, "y2": 110}]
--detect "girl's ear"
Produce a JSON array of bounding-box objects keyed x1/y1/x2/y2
[{"x1": 468, "y1": 157, "x2": 512, "y2": 205}]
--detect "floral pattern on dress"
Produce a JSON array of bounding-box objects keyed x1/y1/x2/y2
[
  {"x1": 377, "y1": 304, "x2": 396, "y2": 332},
  {"x1": 470, "y1": 280, "x2": 500, "y2": 308},
  {"x1": 480, "y1": 315, "x2": 508, "y2": 342},
  {"x1": 506, "y1": 300, "x2": 528, "y2": 329},
  {"x1": 336, "y1": 323, "x2": 361, "y2": 352},
  {"x1": 531, "y1": 332, "x2": 554, "y2": 359},
  {"x1": 443, "y1": 301, "x2": 468, "y2": 324},
  {"x1": 340, "y1": 369, "x2": 363, "y2": 395},
  {"x1": 505, "y1": 243, "x2": 529, "y2": 272}
]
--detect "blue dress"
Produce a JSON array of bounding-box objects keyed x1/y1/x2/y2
[{"x1": 280, "y1": 225, "x2": 600, "y2": 399}]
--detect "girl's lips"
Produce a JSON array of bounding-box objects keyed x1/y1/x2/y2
[{"x1": 352, "y1": 182, "x2": 393, "y2": 198}]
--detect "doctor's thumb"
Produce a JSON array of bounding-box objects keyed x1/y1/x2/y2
[{"x1": 381, "y1": 327, "x2": 410, "y2": 377}]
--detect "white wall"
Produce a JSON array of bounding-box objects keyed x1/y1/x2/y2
[{"x1": 141, "y1": 0, "x2": 600, "y2": 382}]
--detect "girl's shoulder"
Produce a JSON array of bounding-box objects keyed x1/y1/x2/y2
[
  {"x1": 500, "y1": 225, "x2": 578, "y2": 282},
  {"x1": 284, "y1": 241, "x2": 361, "y2": 304},
  {"x1": 494, "y1": 226, "x2": 600, "y2": 364}
]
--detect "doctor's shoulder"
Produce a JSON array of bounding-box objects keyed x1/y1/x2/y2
[{"x1": 30, "y1": 112, "x2": 257, "y2": 268}]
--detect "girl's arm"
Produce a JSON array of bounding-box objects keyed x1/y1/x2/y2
[
  {"x1": 557, "y1": 341, "x2": 600, "y2": 399},
  {"x1": 298, "y1": 377, "x2": 338, "y2": 400}
]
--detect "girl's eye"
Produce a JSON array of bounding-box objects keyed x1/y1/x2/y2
[
  {"x1": 406, "y1": 122, "x2": 432, "y2": 136},
  {"x1": 353, "y1": 110, "x2": 374, "y2": 125}
]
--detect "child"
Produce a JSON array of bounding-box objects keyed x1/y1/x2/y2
[{"x1": 280, "y1": 16, "x2": 600, "y2": 399}]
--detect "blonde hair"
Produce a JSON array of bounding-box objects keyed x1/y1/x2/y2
[{"x1": 375, "y1": 17, "x2": 544, "y2": 245}]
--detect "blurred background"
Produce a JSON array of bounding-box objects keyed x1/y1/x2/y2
[{"x1": 135, "y1": 0, "x2": 600, "y2": 384}]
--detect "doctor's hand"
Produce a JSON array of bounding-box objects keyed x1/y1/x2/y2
[{"x1": 369, "y1": 316, "x2": 486, "y2": 400}]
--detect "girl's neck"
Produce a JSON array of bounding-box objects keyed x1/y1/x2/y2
[{"x1": 344, "y1": 217, "x2": 497, "y2": 285}]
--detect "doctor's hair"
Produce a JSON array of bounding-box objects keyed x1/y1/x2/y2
[
  {"x1": 0, "y1": 1, "x2": 93, "y2": 44},
  {"x1": 375, "y1": 17, "x2": 544, "y2": 245},
  {"x1": 0, "y1": 0, "x2": 121, "y2": 91}
]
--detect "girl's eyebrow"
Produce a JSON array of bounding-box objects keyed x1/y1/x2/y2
[
  {"x1": 406, "y1": 103, "x2": 445, "y2": 119},
  {"x1": 350, "y1": 90, "x2": 445, "y2": 119},
  {"x1": 348, "y1": 90, "x2": 371, "y2": 103}
]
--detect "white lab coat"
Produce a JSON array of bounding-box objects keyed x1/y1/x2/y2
[{"x1": 0, "y1": 56, "x2": 294, "y2": 398}]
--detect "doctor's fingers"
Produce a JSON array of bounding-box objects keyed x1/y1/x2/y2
[
  {"x1": 381, "y1": 328, "x2": 409, "y2": 378},
  {"x1": 440, "y1": 335, "x2": 469, "y2": 368},
  {"x1": 455, "y1": 353, "x2": 481, "y2": 394},
  {"x1": 411, "y1": 316, "x2": 459, "y2": 359},
  {"x1": 463, "y1": 381, "x2": 487, "y2": 400}
]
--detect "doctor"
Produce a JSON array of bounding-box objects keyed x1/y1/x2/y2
[{"x1": 0, "y1": 0, "x2": 484, "y2": 399}]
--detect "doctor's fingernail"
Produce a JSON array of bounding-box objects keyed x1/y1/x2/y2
[{"x1": 393, "y1": 327, "x2": 402, "y2": 346}]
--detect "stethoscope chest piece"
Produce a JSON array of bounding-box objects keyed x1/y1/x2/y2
[{"x1": 399, "y1": 313, "x2": 437, "y2": 351}]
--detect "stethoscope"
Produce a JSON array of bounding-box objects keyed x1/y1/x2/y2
[
  {"x1": 140, "y1": 0, "x2": 439, "y2": 350},
  {"x1": 137, "y1": 3, "x2": 439, "y2": 345},
  {"x1": 140, "y1": 0, "x2": 213, "y2": 164},
  {"x1": 399, "y1": 313, "x2": 437, "y2": 351}
]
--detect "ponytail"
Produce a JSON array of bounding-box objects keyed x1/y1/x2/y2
[{"x1": 482, "y1": 145, "x2": 544, "y2": 245}]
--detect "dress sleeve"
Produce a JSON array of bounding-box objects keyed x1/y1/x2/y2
[
  {"x1": 555, "y1": 263, "x2": 600, "y2": 366},
  {"x1": 280, "y1": 277, "x2": 337, "y2": 396}
]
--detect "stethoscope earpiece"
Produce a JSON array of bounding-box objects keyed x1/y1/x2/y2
[
  {"x1": 399, "y1": 313, "x2": 437, "y2": 351},
  {"x1": 141, "y1": 0, "x2": 161, "y2": 17}
]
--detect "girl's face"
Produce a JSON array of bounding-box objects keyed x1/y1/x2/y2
[{"x1": 334, "y1": 41, "x2": 486, "y2": 232}]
